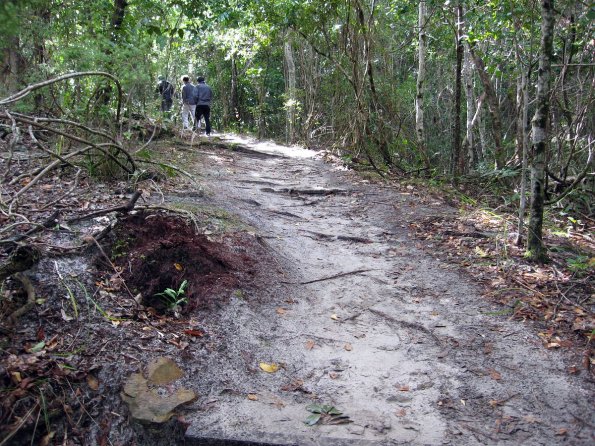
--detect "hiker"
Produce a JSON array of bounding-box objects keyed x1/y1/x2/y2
[
  {"x1": 180, "y1": 75, "x2": 197, "y2": 130},
  {"x1": 157, "y1": 75, "x2": 174, "y2": 112},
  {"x1": 194, "y1": 76, "x2": 213, "y2": 136}
]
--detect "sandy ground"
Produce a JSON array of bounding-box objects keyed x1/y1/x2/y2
[{"x1": 176, "y1": 135, "x2": 594, "y2": 445}]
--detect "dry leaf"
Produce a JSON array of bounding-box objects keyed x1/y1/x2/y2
[
  {"x1": 395, "y1": 409, "x2": 407, "y2": 417},
  {"x1": 184, "y1": 329, "x2": 205, "y2": 337},
  {"x1": 305, "y1": 339, "x2": 316, "y2": 350},
  {"x1": 276, "y1": 307, "x2": 287, "y2": 315},
  {"x1": 344, "y1": 343, "x2": 353, "y2": 351},
  {"x1": 330, "y1": 314, "x2": 340, "y2": 321},
  {"x1": 398, "y1": 385, "x2": 410, "y2": 392},
  {"x1": 488, "y1": 368, "x2": 502, "y2": 381},
  {"x1": 174, "y1": 263, "x2": 183, "y2": 271},
  {"x1": 87, "y1": 374, "x2": 99, "y2": 391},
  {"x1": 329, "y1": 372, "x2": 339, "y2": 379},
  {"x1": 247, "y1": 394, "x2": 259, "y2": 401},
  {"x1": 555, "y1": 428, "x2": 568, "y2": 436},
  {"x1": 259, "y1": 362, "x2": 279, "y2": 373}
]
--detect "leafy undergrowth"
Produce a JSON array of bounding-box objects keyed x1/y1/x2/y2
[{"x1": 408, "y1": 191, "x2": 594, "y2": 377}]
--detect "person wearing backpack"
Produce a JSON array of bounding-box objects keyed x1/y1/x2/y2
[
  {"x1": 157, "y1": 75, "x2": 174, "y2": 112},
  {"x1": 181, "y1": 75, "x2": 197, "y2": 131},
  {"x1": 194, "y1": 76, "x2": 213, "y2": 136}
]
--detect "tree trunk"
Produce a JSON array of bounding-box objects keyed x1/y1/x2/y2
[
  {"x1": 516, "y1": 66, "x2": 530, "y2": 246},
  {"x1": 468, "y1": 45, "x2": 505, "y2": 169},
  {"x1": 415, "y1": 1, "x2": 430, "y2": 169},
  {"x1": 284, "y1": 36, "x2": 297, "y2": 144},
  {"x1": 0, "y1": 37, "x2": 25, "y2": 93},
  {"x1": 451, "y1": 2, "x2": 464, "y2": 176},
  {"x1": 527, "y1": 0, "x2": 555, "y2": 262},
  {"x1": 462, "y1": 44, "x2": 476, "y2": 169},
  {"x1": 230, "y1": 56, "x2": 240, "y2": 125}
]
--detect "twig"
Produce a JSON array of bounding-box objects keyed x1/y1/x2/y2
[
  {"x1": 297, "y1": 268, "x2": 372, "y2": 285},
  {"x1": 66, "y1": 190, "x2": 142, "y2": 223},
  {"x1": 7, "y1": 272, "x2": 36, "y2": 326}
]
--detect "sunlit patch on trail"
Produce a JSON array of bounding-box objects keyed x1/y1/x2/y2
[{"x1": 220, "y1": 133, "x2": 315, "y2": 159}]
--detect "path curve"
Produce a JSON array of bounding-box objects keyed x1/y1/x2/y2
[{"x1": 184, "y1": 135, "x2": 593, "y2": 445}]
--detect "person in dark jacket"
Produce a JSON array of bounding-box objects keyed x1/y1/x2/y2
[
  {"x1": 157, "y1": 75, "x2": 174, "y2": 112},
  {"x1": 194, "y1": 76, "x2": 213, "y2": 136},
  {"x1": 181, "y1": 75, "x2": 197, "y2": 130}
]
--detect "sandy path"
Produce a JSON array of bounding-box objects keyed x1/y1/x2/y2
[{"x1": 184, "y1": 136, "x2": 593, "y2": 445}]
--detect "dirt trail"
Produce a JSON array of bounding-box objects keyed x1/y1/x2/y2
[{"x1": 181, "y1": 136, "x2": 593, "y2": 445}]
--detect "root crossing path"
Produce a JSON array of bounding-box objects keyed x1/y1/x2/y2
[{"x1": 182, "y1": 136, "x2": 593, "y2": 446}]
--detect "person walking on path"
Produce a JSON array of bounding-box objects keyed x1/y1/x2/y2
[
  {"x1": 157, "y1": 75, "x2": 174, "y2": 112},
  {"x1": 194, "y1": 76, "x2": 213, "y2": 136},
  {"x1": 181, "y1": 75, "x2": 197, "y2": 131}
]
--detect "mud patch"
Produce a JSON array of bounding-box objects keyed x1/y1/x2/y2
[{"x1": 105, "y1": 212, "x2": 270, "y2": 313}]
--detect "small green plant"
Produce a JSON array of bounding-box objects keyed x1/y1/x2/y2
[
  {"x1": 567, "y1": 255, "x2": 593, "y2": 276},
  {"x1": 304, "y1": 404, "x2": 351, "y2": 426},
  {"x1": 155, "y1": 280, "x2": 188, "y2": 309}
]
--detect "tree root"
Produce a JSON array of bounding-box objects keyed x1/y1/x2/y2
[{"x1": 7, "y1": 272, "x2": 36, "y2": 327}]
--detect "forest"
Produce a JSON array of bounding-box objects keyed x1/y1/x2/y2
[{"x1": 0, "y1": 0, "x2": 593, "y2": 445}]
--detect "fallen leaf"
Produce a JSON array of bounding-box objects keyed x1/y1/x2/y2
[
  {"x1": 398, "y1": 385, "x2": 410, "y2": 392},
  {"x1": 305, "y1": 339, "x2": 316, "y2": 350},
  {"x1": 488, "y1": 368, "x2": 502, "y2": 381},
  {"x1": 28, "y1": 341, "x2": 46, "y2": 353},
  {"x1": 329, "y1": 372, "x2": 339, "y2": 379},
  {"x1": 344, "y1": 343, "x2": 353, "y2": 351},
  {"x1": 330, "y1": 314, "x2": 340, "y2": 321},
  {"x1": 184, "y1": 329, "x2": 205, "y2": 337},
  {"x1": 87, "y1": 374, "x2": 100, "y2": 391},
  {"x1": 461, "y1": 399, "x2": 466, "y2": 406},
  {"x1": 174, "y1": 263, "x2": 183, "y2": 271},
  {"x1": 276, "y1": 307, "x2": 287, "y2": 315},
  {"x1": 555, "y1": 428, "x2": 568, "y2": 436},
  {"x1": 259, "y1": 362, "x2": 279, "y2": 373},
  {"x1": 395, "y1": 409, "x2": 407, "y2": 417},
  {"x1": 247, "y1": 394, "x2": 259, "y2": 401}
]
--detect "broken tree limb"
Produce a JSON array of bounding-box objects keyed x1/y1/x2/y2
[
  {"x1": 299, "y1": 269, "x2": 372, "y2": 285},
  {"x1": 0, "y1": 71, "x2": 122, "y2": 122},
  {"x1": 66, "y1": 190, "x2": 142, "y2": 223},
  {"x1": 7, "y1": 272, "x2": 36, "y2": 327}
]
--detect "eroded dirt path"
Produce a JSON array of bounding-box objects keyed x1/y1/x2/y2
[{"x1": 181, "y1": 136, "x2": 593, "y2": 445}]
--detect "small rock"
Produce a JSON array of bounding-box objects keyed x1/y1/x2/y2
[{"x1": 348, "y1": 424, "x2": 365, "y2": 435}]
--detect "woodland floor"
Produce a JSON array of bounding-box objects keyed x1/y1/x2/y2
[{"x1": 0, "y1": 133, "x2": 593, "y2": 445}]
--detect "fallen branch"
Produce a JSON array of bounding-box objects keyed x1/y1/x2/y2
[
  {"x1": 66, "y1": 190, "x2": 142, "y2": 224},
  {"x1": 7, "y1": 272, "x2": 36, "y2": 327},
  {"x1": 299, "y1": 269, "x2": 372, "y2": 285}
]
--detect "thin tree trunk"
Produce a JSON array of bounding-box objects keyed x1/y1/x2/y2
[
  {"x1": 516, "y1": 67, "x2": 530, "y2": 246},
  {"x1": 284, "y1": 36, "x2": 297, "y2": 144},
  {"x1": 230, "y1": 56, "x2": 239, "y2": 124},
  {"x1": 415, "y1": 1, "x2": 430, "y2": 169},
  {"x1": 468, "y1": 44, "x2": 505, "y2": 169},
  {"x1": 451, "y1": 2, "x2": 464, "y2": 176},
  {"x1": 527, "y1": 0, "x2": 555, "y2": 262},
  {"x1": 462, "y1": 44, "x2": 476, "y2": 169}
]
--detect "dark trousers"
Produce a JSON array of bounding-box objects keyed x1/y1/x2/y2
[{"x1": 195, "y1": 105, "x2": 211, "y2": 135}]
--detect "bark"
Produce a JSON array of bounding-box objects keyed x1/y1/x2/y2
[
  {"x1": 462, "y1": 44, "x2": 476, "y2": 168},
  {"x1": 516, "y1": 67, "x2": 530, "y2": 246},
  {"x1": 451, "y1": 2, "x2": 464, "y2": 175},
  {"x1": 468, "y1": 45, "x2": 505, "y2": 169},
  {"x1": 230, "y1": 56, "x2": 240, "y2": 124},
  {"x1": 284, "y1": 36, "x2": 297, "y2": 144},
  {"x1": 415, "y1": 1, "x2": 430, "y2": 169},
  {"x1": 527, "y1": 0, "x2": 555, "y2": 263},
  {"x1": 0, "y1": 36, "x2": 25, "y2": 93}
]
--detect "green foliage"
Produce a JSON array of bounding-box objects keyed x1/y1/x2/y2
[{"x1": 155, "y1": 280, "x2": 189, "y2": 309}]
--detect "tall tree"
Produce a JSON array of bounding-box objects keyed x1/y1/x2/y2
[{"x1": 527, "y1": 0, "x2": 555, "y2": 262}]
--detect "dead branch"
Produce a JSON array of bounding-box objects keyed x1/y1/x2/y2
[
  {"x1": 7, "y1": 272, "x2": 36, "y2": 327},
  {"x1": 0, "y1": 71, "x2": 122, "y2": 121},
  {"x1": 299, "y1": 268, "x2": 372, "y2": 285},
  {"x1": 66, "y1": 190, "x2": 142, "y2": 224}
]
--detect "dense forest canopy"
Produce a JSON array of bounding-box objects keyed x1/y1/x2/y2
[{"x1": 0, "y1": 0, "x2": 593, "y2": 259}]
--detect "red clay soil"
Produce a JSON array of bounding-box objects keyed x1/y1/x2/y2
[{"x1": 105, "y1": 213, "x2": 268, "y2": 313}]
